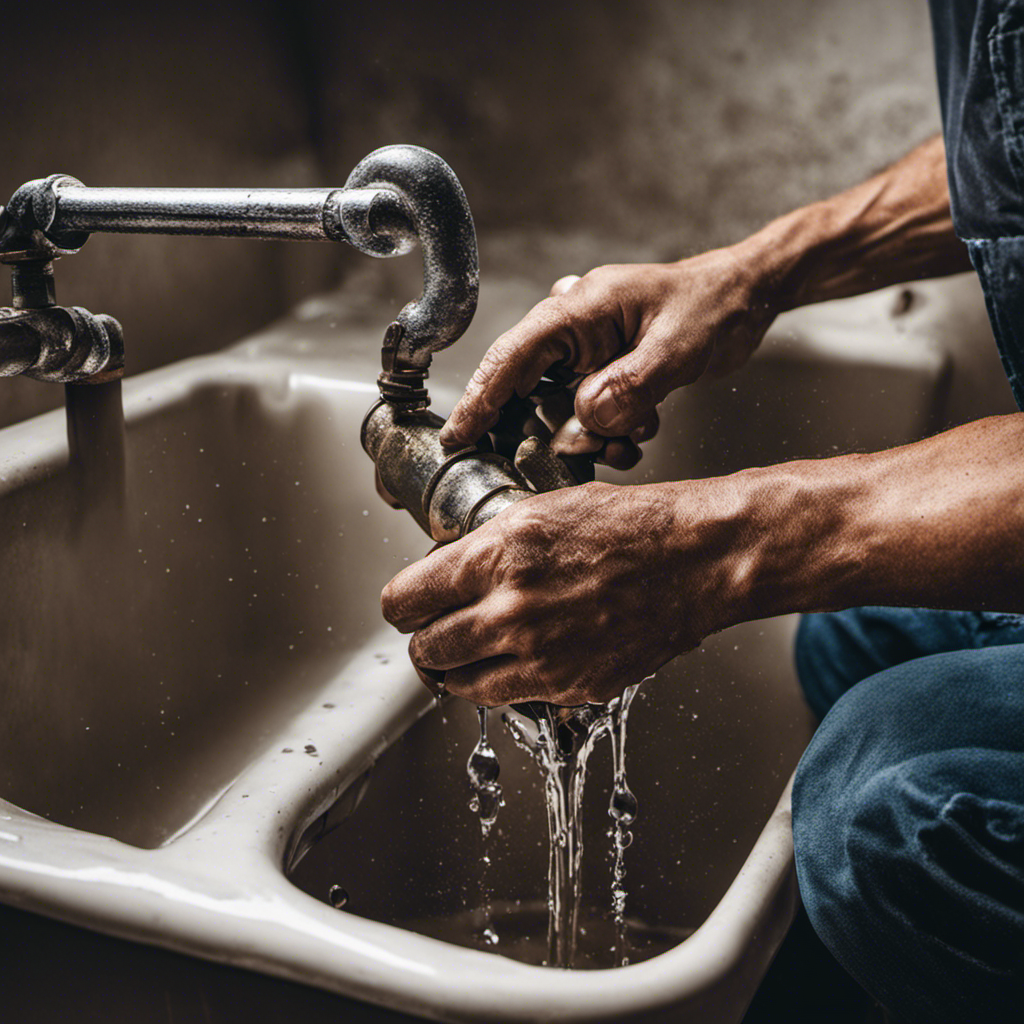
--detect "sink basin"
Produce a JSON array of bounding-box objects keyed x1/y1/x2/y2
[
  {"x1": 290, "y1": 620, "x2": 808, "y2": 970},
  {"x1": 0, "y1": 274, "x2": 956, "y2": 1021}
]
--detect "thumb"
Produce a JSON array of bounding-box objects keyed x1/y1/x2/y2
[
  {"x1": 574, "y1": 326, "x2": 707, "y2": 436},
  {"x1": 549, "y1": 274, "x2": 581, "y2": 297}
]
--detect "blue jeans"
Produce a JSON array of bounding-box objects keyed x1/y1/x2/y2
[{"x1": 792, "y1": 608, "x2": 1024, "y2": 1023}]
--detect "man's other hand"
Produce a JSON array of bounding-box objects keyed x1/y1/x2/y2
[{"x1": 439, "y1": 250, "x2": 777, "y2": 454}]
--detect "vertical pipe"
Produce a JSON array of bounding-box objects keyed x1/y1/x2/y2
[{"x1": 8, "y1": 260, "x2": 127, "y2": 519}]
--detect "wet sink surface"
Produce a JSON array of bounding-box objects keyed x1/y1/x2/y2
[{"x1": 0, "y1": 373, "x2": 424, "y2": 847}]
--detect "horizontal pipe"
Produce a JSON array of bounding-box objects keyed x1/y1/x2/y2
[{"x1": 51, "y1": 185, "x2": 344, "y2": 241}]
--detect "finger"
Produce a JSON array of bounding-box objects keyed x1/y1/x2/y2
[
  {"x1": 381, "y1": 537, "x2": 489, "y2": 632},
  {"x1": 444, "y1": 657, "x2": 604, "y2": 707},
  {"x1": 407, "y1": 599, "x2": 512, "y2": 671},
  {"x1": 574, "y1": 324, "x2": 708, "y2": 437},
  {"x1": 441, "y1": 281, "x2": 626, "y2": 449},
  {"x1": 599, "y1": 437, "x2": 642, "y2": 471},
  {"x1": 549, "y1": 274, "x2": 581, "y2": 297},
  {"x1": 549, "y1": 415, "x2": 606, "y2": 455},
  {"x1": 538, "y1": 388, "x2": 577, "y2": 433},
  {"x1": 439, "y1": 299, "x2": 574, "y2": 448},
  {"x1": 630, "y1": 407, "x2": 660, "y2": 444},
  {"x1": 442, "y1": 656, "x2": 524, "y2": 707}
]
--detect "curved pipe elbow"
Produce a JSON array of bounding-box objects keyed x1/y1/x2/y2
[{"x1": 340, "y1": 145, "x2": 479, "y2": 373}]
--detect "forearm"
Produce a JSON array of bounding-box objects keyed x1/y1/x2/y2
[
  {"x1": 699, "y1": 412, "x2": 1024, "y2": 623},
  {"x1": 731, "y1": 135, "x2": 974, "y2": 313}
]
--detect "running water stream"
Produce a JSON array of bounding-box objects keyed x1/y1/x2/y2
[
  {"x1": 467, "y1": 705, "x2": 504, "y2": 946},
  {"x1": 464, "y1": 682, "x2": 644, "y2": 968}
]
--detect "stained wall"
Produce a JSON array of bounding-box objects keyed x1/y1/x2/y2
[{"x1": 0, "y1": 1, "x2": 941, "y2": 425}]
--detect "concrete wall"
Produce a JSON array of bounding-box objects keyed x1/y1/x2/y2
[
  {"x1": 0, "y1": 0, "x2": 942, "y2": 425},
  {"x1": 314, "y1": 0, "x2": 941, "y2": 274}
]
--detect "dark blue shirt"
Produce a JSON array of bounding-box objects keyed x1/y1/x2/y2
[{"x1": 929, "y1": 0, "x2": 1024, "y2": 405}]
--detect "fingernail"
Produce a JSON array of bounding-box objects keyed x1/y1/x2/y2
[{"x1": 592, "y1": 389, "x2": 621, "y2": 430}]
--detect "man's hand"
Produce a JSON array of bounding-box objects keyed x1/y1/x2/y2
[
  {"x1": 440, "y1": 137, "x2": 972, "y2": 464},
  {"x1": 380, "y1": 480, "x2": 749, "y2": 706},
  {"x1": 439, "y1": 250, "x2": 777, "y2": 458},
  {"x1": 384, "y1": 412, "x2": 1024, "y2": 707}
]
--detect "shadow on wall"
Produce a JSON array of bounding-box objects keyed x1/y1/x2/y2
[{"x1": 0, "y1": 0, "x2": 939, "y2": 427}]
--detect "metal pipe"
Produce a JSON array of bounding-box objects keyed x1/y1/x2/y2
[
  {"x1": 49, "y1": 184, "x2": 356, "y2": 241},
  {"x1": 361, "y1": 400, "x2": 533, "y2": 544},
  {"x1": 0, "y1": 146, "x2": 478, "y2": 388},
  {"x1": 343, "y1": 146, "x2": 478, "y2": 373}
]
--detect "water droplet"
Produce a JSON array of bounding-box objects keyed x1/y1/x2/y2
[
  {"x1": 467, "y1": 706, "x2": 503, "y2": 836},
  {"x1": 467, "y1": 746, "x2": 500, "y2": 786},
  {"x1": 609, "y1": 784, "x2": 638, "y2": 827},
  {"x1": 328, "y1": 885, "x2": 349, "y2": 909}
]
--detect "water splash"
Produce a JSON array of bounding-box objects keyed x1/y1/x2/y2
[
  {"x1": 607, "y1": 683, "x2": 640, "y2": 965},
  {"x1": 467, "y1": 705, "x2": 504, "y2": 948},
  {"x1": 501, "y1": 684, "x2": 645, "y2": 968},
  {"x1": 467, "y1": 705, "x2": 503, "y2": 837}
]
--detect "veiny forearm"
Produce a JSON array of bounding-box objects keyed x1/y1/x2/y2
[
  {"x1": 732, "y1": 135, "x2": 974, "y2": 313},
  {"x1": 700, "y1": 412, "x2": 1024, "y2": 624}
]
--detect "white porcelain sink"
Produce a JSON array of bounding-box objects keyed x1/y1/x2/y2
[{"x1": 0, "y1": 275, "x2": 959, "y2": 1021}]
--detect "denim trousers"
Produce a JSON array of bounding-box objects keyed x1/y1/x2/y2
[{"x1": 792, "y1": 607, "x2": 1024, "y2": 1022}]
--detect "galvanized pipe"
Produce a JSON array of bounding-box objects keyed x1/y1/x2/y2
[
  {"x1": 49, "y1": 183, "x2": 364, "y2": 241},
  {"x1": 0, "y1": 146, "x2": 478, "y2": 384}
]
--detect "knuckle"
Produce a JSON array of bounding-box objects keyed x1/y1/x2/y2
[
  {"x1": 380, "y1": 580, "x2": 406, "y2": 627},
  {"x1": 461, "y1": 533, "x2": 504, "y2": 585},
  {"x1": 549, "y1": 273, "x2": 581, "y2": 297},
  {"x1": 407, "y1": 630, "x2": 430, "y2": 666},
  {"x1": 581, "y1": 263, "x2": 622, "y2": 289}
]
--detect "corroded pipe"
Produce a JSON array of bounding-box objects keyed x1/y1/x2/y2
[{"x1": 361, "y1": 400, "x2": 533, "y2": 544}]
